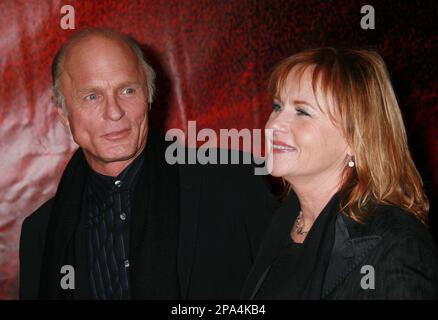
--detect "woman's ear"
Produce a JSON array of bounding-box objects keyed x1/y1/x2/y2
[
  {"x1": 346, "y1": 142, "x2": 353, "y2": 158},
  {"x1": 346, "y1": 145, "x2": 355, "y2": 167}
]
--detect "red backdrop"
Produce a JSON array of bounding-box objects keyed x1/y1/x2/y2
[{"x1": 0, "y1": 0, "x2": 437, "y2": 299}]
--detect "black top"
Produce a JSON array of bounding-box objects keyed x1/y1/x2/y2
[
  {"x1": 85, "y1": 153, "x2": 144, "y2": 299},
  {"x1": 242, "y1": 191, "x2": 438, "y2": 299},
  {"x1": 256, "y1": 241, "x2": 303, "y2": 299},
  {"x1": 255, "y1": 193, "x2": 338, "y2": 299}
]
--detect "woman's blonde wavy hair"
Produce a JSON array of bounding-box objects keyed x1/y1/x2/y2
[{"x1": 269, "y1": 47, "x2": 429, "y2": 224}]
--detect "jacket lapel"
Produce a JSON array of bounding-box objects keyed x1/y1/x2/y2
[
  {"x1": 39, "y1": 149, "x2": 88, "y2": 298},
  {"x1": 242, "y1": 193, "x2": 383, "y2": 300},
  {"x1": 128, "y1": 132, "x2": 180, "y2": 299},
  {"x1": 73, "y1": 202, "x2": 91, "y2": 299},
  {"x1": 322, "y1": 214, "x2": 381, "y2": 298},
  {"x1": 177, "y1": 162, "x2": 202, "y2": 299}
]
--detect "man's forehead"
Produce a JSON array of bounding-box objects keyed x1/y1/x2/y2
[
  {"x1": 65, "y1": 35, "x2": 133, "y2": 63},
  {"x1": 61, "y1": 67, "x2": 144, "y2": 90},
  {"x1": 60, "y1": 36, "x2": 144, "y2": 86}
]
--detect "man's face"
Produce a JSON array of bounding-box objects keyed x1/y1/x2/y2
[{"x1": 59, "y1": 36, "x2": 149, "y2": 175}]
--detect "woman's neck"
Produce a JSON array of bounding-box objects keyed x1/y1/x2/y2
[{"x1": 286, "y1": 169, "x2": 343, "y2": 226}]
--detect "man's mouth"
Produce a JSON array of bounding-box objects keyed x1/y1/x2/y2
[{"x1": 101, "y1": 129, "x2": 131, "y2": 141}]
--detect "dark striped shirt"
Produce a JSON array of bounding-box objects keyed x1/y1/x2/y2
[{"x1": 85, "y1": 154, "x2": 144, "y2": 300}]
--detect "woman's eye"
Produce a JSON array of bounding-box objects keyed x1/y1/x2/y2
[
  {"x1": 272, "y1": 102, "x2": 282, "y2": 112},
  {"x1": 296, "y1": 108, "x2": 310, "y2": 116}
]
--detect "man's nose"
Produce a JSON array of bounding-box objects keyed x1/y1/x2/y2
[{"x1": 103, "y1": 95, "x2": 125, "y2": 121}]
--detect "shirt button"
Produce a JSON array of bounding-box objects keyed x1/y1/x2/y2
[
  {"x1": 124, "y1": 260, "x2": 130, "y2": 268},
  {"x1": 114, "y1": 180, "x2": 122, "y2": 187},
  {"x1": 120, "y1": 213, "x2": 126, "y2": 221}
]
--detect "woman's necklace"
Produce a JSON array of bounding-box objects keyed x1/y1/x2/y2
[{"x1": 295, "y1": 211, "x2": 309, "y2": 235}]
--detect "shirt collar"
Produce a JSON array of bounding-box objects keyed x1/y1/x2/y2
[{"x1": 87, "y1": 153, "x2": 145, "y2": 199}]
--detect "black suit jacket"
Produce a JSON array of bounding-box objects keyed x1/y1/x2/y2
[
  {"x1": 242, "y1": 194, "x2": 438, "y2": 299},
  {"x1": 19, "y1": 134, "x2": 277, "y2": 299}
]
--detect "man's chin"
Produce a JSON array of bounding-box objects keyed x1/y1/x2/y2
[
  {"x1": 83, "y1": 141, "x2": 147, "y2": 168},
  {"x1": 86, "y1": 146, "x2": 141, "y2": 164},
  {"x1": 99, "y1": 151, "x2": 139, "y2": 164}
]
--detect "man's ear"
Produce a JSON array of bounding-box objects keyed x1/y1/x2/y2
[{"x1": 56, "y1": 106, "x2": 70, "y2": 128}]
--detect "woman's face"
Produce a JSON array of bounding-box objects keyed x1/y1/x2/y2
[{"x1": 265, "y1": 67, "x2": 351, "y2": 184}]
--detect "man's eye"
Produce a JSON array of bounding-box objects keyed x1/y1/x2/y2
[
  {"x1": 85, "y1": 93, "x2": 97, "y2": 101},
  {"x1": 122, "y1": 87, "x2": 135, "y2": 95},
  {"x1": 272, "y1": 102, "x2": 282, "y2": 112}
]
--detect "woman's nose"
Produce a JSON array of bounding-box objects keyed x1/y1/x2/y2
[{"x1": 266, "y1": 116, "x2": 289, "y2": 134}]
